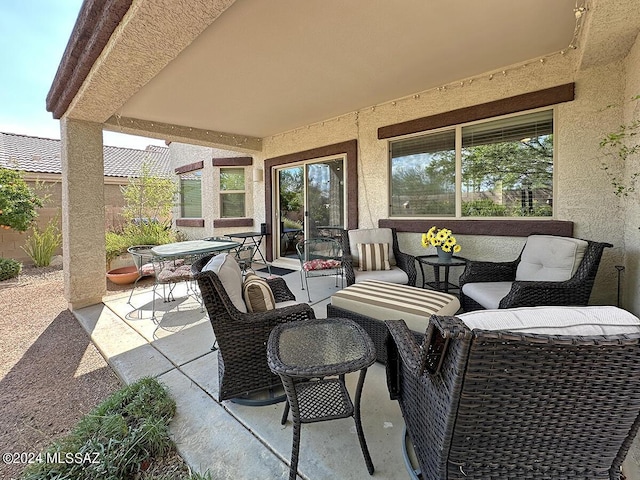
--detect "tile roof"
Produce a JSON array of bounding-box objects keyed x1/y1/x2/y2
[{"x1": 0, "y1": 131, "x2": 171, "y2": 178}]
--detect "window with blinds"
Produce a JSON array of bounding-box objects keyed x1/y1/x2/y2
[
  {"x1": 180, "y1": 170, "x2": 202, "y2": 218},
  {"x1": 389, "y1": 109, "x2": 554, "y2": 218}
]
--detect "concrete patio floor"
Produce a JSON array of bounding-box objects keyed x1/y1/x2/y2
[{"x1": 74, "y1": 267, "x2": 410, "y2": 479}]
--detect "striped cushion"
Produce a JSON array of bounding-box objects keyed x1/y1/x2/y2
[
  {"x1": 243, "y1": 273, "x2": 276, "y2": 313},
  {"x1": 357, "y1": 243, "x2": 390, "y2": 271},
  {"x1": 331, "y1": 280, "x2": 460, "y2": 333}
]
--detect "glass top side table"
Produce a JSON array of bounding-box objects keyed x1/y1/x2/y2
[
  {"x1": 267, "y1": 318, "x2": 376, "y2": 480},
  {"x1": 416, "y1": 254, "x2": 467, "y2": 293}
]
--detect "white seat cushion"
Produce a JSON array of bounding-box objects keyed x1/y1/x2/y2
[
  {"x1": 458, "y1": 306, "x2": 640, "y2": 336},
  {"x1": 331, "y1": 280, "x2": 460, "y2": 333},
  {"x1": 461, "y1": 282, "x2": 513, "y2": 309},
  {"x1": 354, "y1": 266, "x2": 409, "y2": 284},
  {"x1": 349, "y1": 228, "x2": 397, "y2": 267},
  {"x1": 516, "y1": 235, "x2": 588, "y2": 282},
  {"x1": 202, "y1": 253, "x2": 247, "y2": 313}
]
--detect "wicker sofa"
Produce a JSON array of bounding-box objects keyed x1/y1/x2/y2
[
  {"x1": 192, "y1": 253, "x2": 315, "y2": 402},
  {"x1": 385, "y1": 306, "x2": 640, "y2": 479}
]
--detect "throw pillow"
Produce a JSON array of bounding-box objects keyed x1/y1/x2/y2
[
  {"x1": 356, "y1": 243, "x2": 390, "y2": 271},
  {"x1": 243, "y1": 273, "x2": 276, "y2": 313},
  {"x1": 202, "y1": 253, "x2": 247, "y2": 313}
]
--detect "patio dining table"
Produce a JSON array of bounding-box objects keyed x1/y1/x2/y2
[{"x1": 151, "y1": 239, "x2": 240, "y2": 259}]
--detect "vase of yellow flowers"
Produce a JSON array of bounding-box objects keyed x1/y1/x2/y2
[{"x1": 422, "y1": 226, "x2": 461, "y2": 260}]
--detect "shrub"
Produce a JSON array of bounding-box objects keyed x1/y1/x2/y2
[
  {"x1": 0, "y1": 168, "x2": 43, "y2": 231},
  {"x1": 0, "y1": 257, "x2": 22, "y2": 281},
  {"x1": 21, "y1": 216, "x2": 62, "y2": 267},
  {"x1": 21, "y1": 378, "x2": 186, "y2": 480},
  {"x1": 106, "y1": 222, "x2": 176, "y2": 264}
]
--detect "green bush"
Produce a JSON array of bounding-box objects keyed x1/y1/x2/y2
[
  {"x1": 106, "y1": 222, "x2": 176, "y2": 263},
  {"x1": 21, "y1": 217, "x2": 62, "y2": 267},
  {"x1": 21, "y1": 378, "x2": 198, "y2": 480},
  {"x1": 0, "y1": 168, "x2": 43, "y2": 232},
  {"x1": 0, "y1": 257, "x2": 22, "y2": 281}
]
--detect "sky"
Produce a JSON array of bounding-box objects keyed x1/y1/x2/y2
[{"x1": 0, "y1": 1, "x2": 165, "y2": 150}]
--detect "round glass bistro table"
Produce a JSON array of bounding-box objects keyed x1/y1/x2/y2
[{"x1": 267, "y1": 318, "x2": 376, "y2": 480}]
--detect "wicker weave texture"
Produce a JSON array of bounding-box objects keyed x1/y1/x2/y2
[
  {"x1": 458, "y1": 238, "x2": 612, "y2": 311},
  {"x1": 192, "y1": 254, "x2": 315, "y2": 401},
  {"x1": 386, "y1": 315, "x2": 640, "y2": 479},
  {"x1": 341, "y1": 228, "x2": 417, "y2": 287}
]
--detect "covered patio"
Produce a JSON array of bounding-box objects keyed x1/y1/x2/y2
[
  {"x1": 45, "y1": 0, "x2": 640, "y2": 477},
  {"x1": 76, "y1": 270, "x2": 409, "y2": 479}
]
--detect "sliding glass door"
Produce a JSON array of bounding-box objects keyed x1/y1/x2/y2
[{"x1": 276, "y1": 157, "x2": 345, "y2": 259}]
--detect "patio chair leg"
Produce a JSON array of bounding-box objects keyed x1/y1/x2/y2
[
  {"x1": 281, "y1": 400, "x2": 290, "y2": 425},
  {"x1": 304, "y1": 275, "x2": 311, "y2": 302}
]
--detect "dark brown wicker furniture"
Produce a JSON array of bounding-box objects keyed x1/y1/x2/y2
[
  {"x1": 267, "y1": 318, "x2": 376, "y2": 480},
  {"x1": 192, "y1": 254, "x2": 315, "y2": 402},
  {"x1": 385, "y1": 312, "x2": 640, "y2": 479},
  {"x1": 415, "y1": 254, "x2": 467, "y2": 293},
  {"x1": 327, "y1": 281, "x2": 459, "y2": 363},
  {"x1": 341, "y1": 228, "x2": 417, "y2": 286},
  {"x1": 458, "y1": 236, "x2": 612, "y2": 311}
]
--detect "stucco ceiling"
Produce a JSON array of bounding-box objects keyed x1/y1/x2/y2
[{"x1": 104, "y1": 0, "x2": 580, "y2": 139}]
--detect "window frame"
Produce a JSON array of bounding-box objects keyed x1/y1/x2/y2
[
  {"x1": 219, "y1": 166, "x2": 246, "y2": 218},
  {"x1": 388, "y1": 106, "x2": 556, "y2": 219}
]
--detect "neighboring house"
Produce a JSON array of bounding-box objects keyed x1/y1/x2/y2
[{"x1": 0, "y1": 131, "x2": 170, "y2": 263}]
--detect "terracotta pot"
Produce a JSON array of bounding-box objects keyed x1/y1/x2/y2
[{"x1": 106, "y1": 265, "x2": 139, "y2": 285}]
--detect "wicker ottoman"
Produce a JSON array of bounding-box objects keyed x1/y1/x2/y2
[{"x1": 327, "y1": 280, "x2": 460, "y2": 363}]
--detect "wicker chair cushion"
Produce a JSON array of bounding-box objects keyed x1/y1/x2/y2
[
  {"x1": 356, "y1": 243, "x2": 391, "y2": 271},
  {"x1": 141, "y1": 262, "x2": 155, "y2": 276},
  {"x1": 202, "y1": 253, "x2": 247, "y2": 313},
  {"x1": 303, "y1": 258, "x2": 341, "y2": 271},
  {"x1": 516, "y1": 235, "x2": 588, "y2": 282},
  {"x1": 458, "y1": 305, "x2": 640, "y2": 336},
  {"x1": 243, "y1": 273, "x2": 276, "y2": 313},
  {"x1": 348, "y1": 228, "x2": 397, "y2": 267},
  {"x1": 353, "y1": 267, "x2": 409, "y2": 284},
  {"x1": 460, "y1": 281, "x2": 513, "y2": 309},
  {"x1": 157, "y1": 264, "x2": 192, "y2": 283}
]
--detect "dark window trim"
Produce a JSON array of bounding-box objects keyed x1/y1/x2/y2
[
  {"x1": 212, "y1": 157, "x2": 253, "y2": 166},
  {"x1": 379, "y1": 219, "x2": 573, "y2": 237},
  {"x1": 378, "y1": 83, "x2": 574, "y2": 139},
  {"x1": 213, "y1": 218, "x2": 254, "y2": 228},
  {"x1": 176, "y1": 218, "x2": 204, "y2": 228},
  {"x1": 264, "y1": 140, "x2": 358, "y2": 261},
  {"x1": 175, "y1": 161, "x2": 204, "y2": 174}
]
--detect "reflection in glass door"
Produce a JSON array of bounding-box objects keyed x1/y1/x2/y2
[{"x1": 276, "y1": 157, "x2": 345, "y2": 259}]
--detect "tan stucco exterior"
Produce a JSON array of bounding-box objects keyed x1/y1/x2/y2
[
  {"x1": 248, "y1": 48, "x2": 634, "y2": 309},
  {"x1": 60, "y1": 118, "x2": 106, "y2": 309}
]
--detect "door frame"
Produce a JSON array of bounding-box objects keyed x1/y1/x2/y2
[{"x1": 264, "y1": 140, "x2": 359, "y2": 262}]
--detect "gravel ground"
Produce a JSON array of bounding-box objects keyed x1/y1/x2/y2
[{"x1": 0, "y1": 266, "x2": 155, "y2": 479}]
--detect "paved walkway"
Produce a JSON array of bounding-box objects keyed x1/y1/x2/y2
[{"x1": 74, "y1": 269, "x2": 409, "y2": 479}]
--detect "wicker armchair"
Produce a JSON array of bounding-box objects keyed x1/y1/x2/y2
[
  {"x1": 385, "y1": 307, "x2": 640, "y2": 479},
  {"x1": 192, "y1": 254, "x2": 315, "y2": 402},
  {"x1": 459, "y1": 235, "x2": 612, "y2": 311},
  {"x1": 341, "y1": 228, "x2": 416, "y2": 286}
]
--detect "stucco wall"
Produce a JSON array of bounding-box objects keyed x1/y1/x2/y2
[
  {"x1": 256, "y1": 51, "x2": 631, "y2": 307},
  {"x1": 170, "y1": 143, "x2": 256, "y2": 239},
  {"x1": 623, "y1": 31, "x2": 640, "y2": 317}
]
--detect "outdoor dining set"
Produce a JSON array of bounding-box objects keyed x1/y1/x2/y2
[{"x1": 124, "y1": 228, "x2": 640, "y2": 480}]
